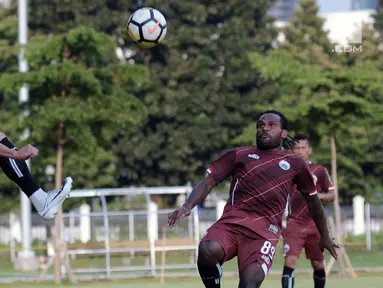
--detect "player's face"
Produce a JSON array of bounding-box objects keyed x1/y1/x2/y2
[
  {"x1": 256, "y1": 113, "x2": 288, "y2": 150},
  {"x1": 292, "y1": 140, "x2": 312, "y2": 161}
]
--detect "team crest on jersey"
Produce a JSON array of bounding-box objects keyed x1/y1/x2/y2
[
  {"x1": 279, "y1": 160, "x2": 290, "y2": 170},
  {"x1": 248, "y1": 154, "x2": 260, "y2": 159}
]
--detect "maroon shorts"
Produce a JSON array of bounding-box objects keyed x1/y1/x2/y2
[
  {"x1": 201, "y1": 221, "x2": 278, "y2": 275},
  {"x1": 282, "y1": 223, "x2": 324, "y2": 261}
]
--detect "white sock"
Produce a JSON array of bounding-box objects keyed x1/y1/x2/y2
[{"x1": 29, "y1": 188, "x2": 47, "y2": 212}]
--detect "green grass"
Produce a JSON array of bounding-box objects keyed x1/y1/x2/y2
[
  {"x1": 1, "y1": 249, "x2": 383, "y2": 278},
  {"x1": 0, "y1": 244, "x2": 383, "y2": 287},
  {"x1": 0, "y1": 275, "x2": 382, "y2": 288}
]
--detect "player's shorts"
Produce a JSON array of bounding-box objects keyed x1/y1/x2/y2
[
  {"x1": 201, "y1": 221, "x2": 278, "y2": 275},
  {"x1": 282, "y1": 223, "x2": 324, "y2": 261}
]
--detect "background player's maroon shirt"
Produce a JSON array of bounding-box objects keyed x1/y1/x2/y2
[
  {"x1": 287, "y1": 162, "x2": 334, "y2": 228},
  {"x1": 206, "y1": 146, "x2": 317, "y2": 240}
]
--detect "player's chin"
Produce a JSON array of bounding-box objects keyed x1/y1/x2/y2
[{"x1": 256, "y1": 138, "x2": 270, "y2": 149}]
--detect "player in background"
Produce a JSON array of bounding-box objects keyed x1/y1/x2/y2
[
  {"x1": 168, "y1": 111, "x2": 338, "y2": 288},
  {"x1": 281, "y1": 133, "x2": 335, "y2": 288},
  {"x1": 0, "y1": 132, "x2": 72, "y2": 220}
]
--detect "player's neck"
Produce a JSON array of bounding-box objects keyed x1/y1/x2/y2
[{"x1": 259, "y1": 146, "x2": 283, "y2": 152}]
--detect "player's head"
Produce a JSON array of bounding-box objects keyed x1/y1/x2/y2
[
  {"x1": 256, "y1": 110, "x2": 289, "y2": 150},
  {"x1": 292, "y1": 133, "x2": 312, "y2": 161}
]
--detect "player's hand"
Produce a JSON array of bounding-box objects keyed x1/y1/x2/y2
[
  {"x1": 167, "y1": 205, "x2": 191, "y2": 228},
  {"x1": 14, "y1": 145, "x2": 39, "y2": 160},
  {"x1": 319, "y1": 235, "x2": 339, "y2": 260}
]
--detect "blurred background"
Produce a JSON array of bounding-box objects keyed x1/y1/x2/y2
[{"x1": 0, "y1": 0, "x2": 382, "y2": 287}]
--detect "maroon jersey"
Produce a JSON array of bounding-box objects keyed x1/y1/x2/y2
[
  {"x1": 288, "y1": 162, "x2": 334, "y2": 227},
  {"x1": 206, "y1": 146, "x2": 317, "y2": 240}
]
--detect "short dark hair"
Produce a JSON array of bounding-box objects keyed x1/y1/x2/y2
[
  {"x1": 259, "y1": 110, "x2": 289, "y2": 130},
  {"x1": 258, "y1": 110, "x2": 295, "y2": 149},
  {"x1": 294, "y1": 133, "x2": 311, "y2": 147}
]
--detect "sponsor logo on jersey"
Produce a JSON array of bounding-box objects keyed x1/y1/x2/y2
[
  {"x1": 248, "y1": 153, "x2": 260, "y2": 159},
  {"x1": 261, "y1": 254, "x2": 271, "y2": 265},
  {"x1": 283, "y1": 244, "x2": 290, "y2": 256},
  {"x1": 268, "y1": 224, "x2": 279, "y2": 234},
  {"x1": 279, "y1": 160, "x2": 290, "y2": 170}
]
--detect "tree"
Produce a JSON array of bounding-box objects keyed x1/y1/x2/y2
[
  {"x1": 114, "y1": 0, "x2": 279, "y2": 189},
  {"x1": 3, "y1": 0, "x2": 280, "y2": 191},
  {"x1": 340, "y1": 7, "x2": 383, "y2": 202},
  {"x1": 239, "y1": 1, "x2": 383, "y2": 276},
  {"x1": 0, "y1": 26, "x2": 148, "y2": 206},
  {"x1": 0, "y1": 4, "x2": 28, "y2": 211},
  {"x1": 242, "y1": 49, "x2": 381, "y2": 277},
  {"x1": 238, "y1": 0, "x2": 383, "y2": 204},
  {"x1": 374, "y1": 0, "x2": 383, "y2": 32},
  {"x1": 278, "y1": 0, "x2": 340, "y2": 69},
  {"x1": 348, "y1": 21, "x2": 383, "y2": 203}
]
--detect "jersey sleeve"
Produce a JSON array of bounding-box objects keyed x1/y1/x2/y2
[
  {"x1": 206, "y1": 149, "x2": 236, "y2": 184},
  {"x1": 318, "y1": 167, "x2": 335, "y2": 192},
  {"x1": 293, "y1": 161, "x2": 317, "y2": 197}
]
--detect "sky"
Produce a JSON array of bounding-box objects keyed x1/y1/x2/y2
[{"x1": 317, "y1": 0, "x2": 351, "y2": 13}]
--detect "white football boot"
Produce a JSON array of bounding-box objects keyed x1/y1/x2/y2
[{"x1": 37, "y1": 177, "x2": 73, "y2": 220}]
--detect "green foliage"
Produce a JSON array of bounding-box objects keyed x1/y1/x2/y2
[
  {"x1": 238, "y1": 0, "x2": 383, "y2": 203},
  {"x1": 279, "y1": 0, "x2": 338, "y2": 69},
  {"x1": 4, "y1": 0, "x2": 277, "y2": 188},
  {"x1": 0, "y1": 0, "x2": 380, "y2": 208},
  {"x1": 0, "y1": 3, "x2": 18, "y2": 73},
  {"x1": 114, "y1": 0, "x2": 279, "y2": 187},
  {"x1": 0, "y1": 26, "x2": 148, "y2": 198},
  {"x1": 374, "y1": 2, "x2": 383, "y2": 32},
  {"x1": 0, "y1": 5, "x2": 27, "y2": 210}
]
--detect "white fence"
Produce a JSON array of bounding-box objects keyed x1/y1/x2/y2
[
  {"x1": 1, "y1": 196, "x2": 382, "y2": 245},
  {"x1": 1, "y1": 196, "x2": 382, "y2": 247},
  {"x1": 0, "y1": 193, "x2": 382, "y2": 281}
]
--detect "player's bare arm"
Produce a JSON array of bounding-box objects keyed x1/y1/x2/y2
[
  {"x1": 0, "y1": 143, "x2": 19, "y2": 158},
  {"x1": 0, "y1": 131, "x2": 38, "y2": 160},
  {"x1": 318, "y1": 168, "x2": 335, "y2": 202},
  {"x1": 318, "y1": 190, "x2": 334, "y2": 202},
  {"x1": 304, "y1": 194, "x2": 338, "y2": 253},
  {"x1": 167, "y1": 175, "x2": 216, "y2": 227},
  {"x1": 295, "y1": 162, "x2": 339, "y2": 260},
  {"x1": 0, "y1": 143, "x2": 38, "y2": 160}
]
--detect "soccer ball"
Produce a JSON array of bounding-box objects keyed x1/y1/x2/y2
[{"x1": 127, "y1": 7, "x2": 167, "y2": 48}]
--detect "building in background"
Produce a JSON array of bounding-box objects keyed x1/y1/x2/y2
[
  {"x1": 351, "y1": 0, "x2": 379, "y2": 10},
  {"x1": 269, "y1": 0, "x2": 381, "y2": 21},
  {"x1": 269, "y1": 0, "x2": 300, "y2": 21},
  {"x1": 274, "y1": 9, "x2": 376, "y2": 46},
  {"x1": 322, "y1": 9, "x2": 376, "y2": 44},
  {"x1": 0, "y1": 0, "x2": 11, "y2": 7}
]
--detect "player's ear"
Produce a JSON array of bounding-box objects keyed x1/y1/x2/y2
[
  {"x1": 281, "y1": 129, "x2": 288, "y2": 139},
  {"x1": 308, "y1": 146, "x2": 312, "y2": 155}
]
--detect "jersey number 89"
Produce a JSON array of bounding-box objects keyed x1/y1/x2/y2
[{"x1": 261, "y1": 241, "x2": 275, "y2": 260}]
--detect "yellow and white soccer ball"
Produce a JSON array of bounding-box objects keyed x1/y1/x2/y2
[{"x1": 127, "y1": 7, "x2": 167, "y2": 48}]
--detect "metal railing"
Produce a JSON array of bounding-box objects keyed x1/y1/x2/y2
[{"x1": 0, "y1": 192, "x2": 382, "y2": 281}]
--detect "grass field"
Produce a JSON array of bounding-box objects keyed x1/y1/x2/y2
[
  {"x1": 1, "y1": 249, "x2": 383, "y2": 278},
  {"x1": 0, "y1": 249, "x2": 382, "y2": 279},
  {"x1": 0, "y1": 242, "x2": 382, "y2": 287},
  {"x1": 0, "y1": 275, "x2": 382, "y2": 288}
]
